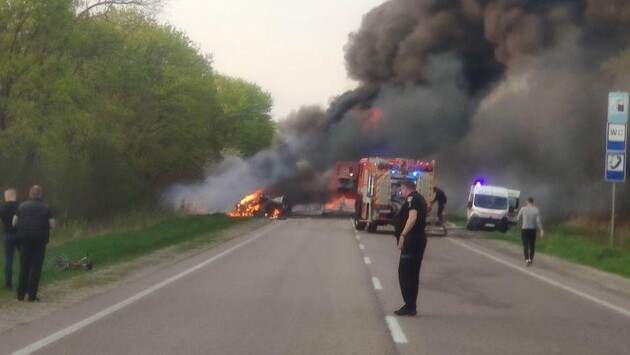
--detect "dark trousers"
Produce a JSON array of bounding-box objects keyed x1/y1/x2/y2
[
  {"x1": 4, "y1": 232, "x2": 18, "y2": 288},
  {"x1": 521, "y1": 229, "x2": 537, "y2": 261},
  {"x1": 437, "y1": 204, "x2": 445, "y2": 222},
  {"x1": 17, "y1": 240, "x2": 47, "y2": 301},
  {"x1": 398, "y1": 237, "x2": 427, "y2": 311}
]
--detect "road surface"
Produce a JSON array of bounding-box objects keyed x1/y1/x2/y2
[{"x1": 1, "y1": 218, "x2": 629, "y2": 354}]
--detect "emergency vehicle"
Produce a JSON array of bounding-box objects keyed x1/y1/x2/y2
[
  {"x1": 323, "y1": 161, "x2": 359, "y2": 214},
  {"x1": 353, "y1": 157, "x2": 435, "y2": 233},
  {"x1": 466, "y1": 181, "x2": 520, "y2": 232}
]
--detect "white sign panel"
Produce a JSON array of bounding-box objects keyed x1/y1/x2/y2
[
  {"x1": 608, "y1": 154, "x2": 624, "y2": 172},
  {"x1": 606, "y1": 153, "x2": 626, "y2": 182},
  {"x1": 608, "y1": 123, "x2": 626, "y2": 141}
]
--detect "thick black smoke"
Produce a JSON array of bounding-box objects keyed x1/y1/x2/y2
[{"x1": 167, "y1": 0, "x2": 630, "y2": 218}]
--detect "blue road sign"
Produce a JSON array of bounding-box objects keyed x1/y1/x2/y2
[
  {"x1": 607, "y1": 123, "x2": 626, "y2": 151},
  {"x1": 605, "y1": 152, "x2": 626, "y2": 182},
  {"x1": 606, "y1": 92, "x2": 628, "y2": 182},
  {"x1": 608, "y1": 92, "x2": 629, "y2": 123}
]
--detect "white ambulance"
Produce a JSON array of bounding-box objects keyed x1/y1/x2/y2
[{"x1": 466, "y1": 182, "x2": 520, "y2": 232}]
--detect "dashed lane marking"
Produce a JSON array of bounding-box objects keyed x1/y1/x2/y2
[
  {"x1": 364, "y1": 257, "x2": 372, "y2": 265},
  {"x1": 385, "y1": 316, "x2": 408, "y2": 344},
  {"x1": 372, "y1": 277, "x2": 383, "y2": 290},
  {"x1": 359, "y1": 244, "x2": 365, "y2": 250}
]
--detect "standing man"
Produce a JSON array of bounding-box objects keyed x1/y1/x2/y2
[
  {"x1": 394, "y1": 179, "x2": 428, "y2": 316},
  {"x1": 13, "y1": 185, "x2": 55, "y2": 302},
  {"x1": 1, "y1": 188, "x2": 19, "y2": 289},
  {"x1": 429, "y1": 186, "x2": 447, "y2": 223},
  {"x1": 516, "y1": 197, "x2": 544, "y2": 266}
]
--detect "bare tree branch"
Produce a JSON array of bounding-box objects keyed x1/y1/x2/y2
[{"x1": 75, "y1": 0, "x2": 162, "y2": 19}]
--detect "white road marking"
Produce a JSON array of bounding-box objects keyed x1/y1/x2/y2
[
  {"x1": 11, "y1": 222, "x2": 283, "y2": 355},
  {"x1": 447, "y1": 237, "x2": 630, "y2": 319},
  {"x1": 372, "y1": 277, "x2": 383, "y2": 290},
  {"x1": 364, "y1": 257, "x2": 372, "y2": 265},
  {"x1": 359, "y1": 244, "x2": 365, "y2": 250},
  {"x1": 385, "y1": 316, "x2": 408, "y2": 344},
  {"x1": 356, "y1": 235, "x2": 360, "y2": 240}
]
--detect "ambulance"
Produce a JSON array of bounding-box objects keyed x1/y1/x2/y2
[{"x1": 466, "y1": 181, "x2": 520, "y2": 232}]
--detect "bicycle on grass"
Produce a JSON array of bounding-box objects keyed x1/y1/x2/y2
[{"x1": 49, "y1": 252, "x2": 93, "y2": 271}]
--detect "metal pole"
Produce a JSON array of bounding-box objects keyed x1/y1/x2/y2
[{"x1": 610, "y1": 183, "x2": 616, "y2": 248}]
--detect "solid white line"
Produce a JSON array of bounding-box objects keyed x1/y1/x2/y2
[
  {"x1": 446, "y1": 237, "x2": 630, "y2": 319},
  {"x1": 372, "y1": 277, "x2": 383, "y2": 290},
  {"x1": 385, "y1": 316, "x2": 408, "y2": 344},
  {"x1": 11, "y1": 222, "x2": 283, "y2": 355},
  {"x1": 359, "y1": 244, "x2": 365, "y2": 250},
  {"x1": 364, "y1": 257, "x2": 372, "y2": 265}
]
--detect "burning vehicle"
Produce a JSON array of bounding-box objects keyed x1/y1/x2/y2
[{"x1": 228, "y1": 189, "x2": 286, "y2": 218}]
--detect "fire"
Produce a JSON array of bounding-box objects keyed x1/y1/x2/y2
[
  {"x1": 364, "y1": 108, "x2": 382, "y2": 129},
  {"x1": 228, "y1": 189, "x2": 284, "y2": 218},
  {"x1": 351, "y1": 106, "x2": 383, "y2": 129},
  {"x1": 228, "y1": 189, "x2": 264, "y2": 217}
]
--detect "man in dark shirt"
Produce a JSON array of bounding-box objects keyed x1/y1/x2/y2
[
  {"x1": 394, "y1": 179, "x2": 428, "y2": 316},
  {"x1": 430, "y1": 186, "x2": 447, "y2": 223},
  {"x1": 1, "y1": 188, "x2": 19, "y2": 289},
  {"x1": 13, "y1": 185, "x2": 55, "y2": 302}
]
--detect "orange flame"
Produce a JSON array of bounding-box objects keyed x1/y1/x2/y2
[
  {"x1": 228, "y1": 189, "x2": 284, "y2": 218},
  {"x1": 364, "y1": 108, "x2": 382, "y2": 129},
  {"x1": 228, "y1": 189, "x2": 264, "y2": 217}
]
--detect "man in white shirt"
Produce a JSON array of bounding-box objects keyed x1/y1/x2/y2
[{"x1": 516, "y1": 197, "x2": 545, "y2": 266}]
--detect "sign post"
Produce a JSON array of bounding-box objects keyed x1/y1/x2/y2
[{"x1": 606, "y1": 92, "x2": 629, "y2": 247}]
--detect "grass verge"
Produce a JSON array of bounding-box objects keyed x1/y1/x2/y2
[
  {"x1": 478, "y1": 223, "x2": 630, "y2": 279},
  {"x1": 0, "y1": 213, "x2": 245, "y2": 305}
]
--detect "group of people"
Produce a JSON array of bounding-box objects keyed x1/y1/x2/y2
[
  {"x1": 393, "y1": 182, "x2": 543, "y2": 317},
  {"x1": 1, "y1": 185, "x2": 55, "y2": 302}
]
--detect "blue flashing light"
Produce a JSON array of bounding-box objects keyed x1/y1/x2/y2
[
  {"x1": 473, "y1": 177, "x2": 485, "y2": 186},
  {"x1": 412, "y1": 171, "x2": 420, "y2": 177},
  {"x1": 391, "y1": 170, "x2": 397, "y2": 174}
]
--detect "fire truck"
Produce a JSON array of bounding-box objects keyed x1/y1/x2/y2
[
  {"x1": 323, "y1": 161, "x2": 359, "y2": 214},
  {"x1": 353, "y1": 157, "x2": 435, "y2": 233}
]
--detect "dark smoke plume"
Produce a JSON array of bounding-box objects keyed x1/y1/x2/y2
[{"x1": 167, "y1": 0, "x2": 630, "y2": 219}]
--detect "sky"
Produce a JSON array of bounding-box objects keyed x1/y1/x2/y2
[{"x1": 159, "y1": 0, "x2": 385, "y2": 121}]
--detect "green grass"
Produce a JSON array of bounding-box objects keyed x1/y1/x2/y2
[
  {"x1": 480, "y1": 223, "x2": 630, "y2": 278},
  {"x1": 0, "y1": 213, "x2": 245, "y2": 304}
]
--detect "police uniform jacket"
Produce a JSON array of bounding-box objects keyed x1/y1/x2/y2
[{"x1": 395, "y1": 190, "x2": 427, "y2": 254}]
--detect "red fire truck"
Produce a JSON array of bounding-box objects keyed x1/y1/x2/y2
[
  {"x1": 353, "y1": 157, "x2": 435, "y2": 233},
  {"x1": 323, "y1": 161, "x2": 359, "y2": 214}
]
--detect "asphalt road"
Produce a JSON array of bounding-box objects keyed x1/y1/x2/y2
[{"x1": 1, "y1": 218, "x2": 630, "y2": 354}]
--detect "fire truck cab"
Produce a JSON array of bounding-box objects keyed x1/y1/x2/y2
[
  {"x1": 354, "y1": 157, "x2": 435, "y2": 233},
  {"x1": 323, "y1": 161, "x2": 359, "y2": 214}
]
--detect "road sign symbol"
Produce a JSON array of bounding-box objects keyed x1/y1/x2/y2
[
  {"x1": 611, "y1": 99, "x2": 626, "y2": 114},
  {"x1": 608, "y1": 92, "x2": 629, "y2": 123},
  {"x1": 607, "y1": 123, "x2": 627, "y2": 151},
  {"x1": 606, "y1": 153, "x2": 626, "y2": 182},
  {"x1": 608, "y1": 154, "x2": 623, "y2": 171}
]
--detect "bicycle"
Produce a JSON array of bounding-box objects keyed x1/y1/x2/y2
[
  {"x1": 425, "y1": 214, "x2": 447, "y2": 237},
  {"x1": 49, "y1": 252, "x2": 93, "y2": 271}
]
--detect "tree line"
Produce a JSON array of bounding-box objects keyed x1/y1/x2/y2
[{"x1": 0, "y1": 0, "x2": 275, "y2": 220}]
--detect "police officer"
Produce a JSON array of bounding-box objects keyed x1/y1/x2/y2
[
  {"x1": 13, "y1": 185, "x2": 55, "y2": 302},
  {"x1": 394, "y1": 179, "x2": 428, "y2": 316}
]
